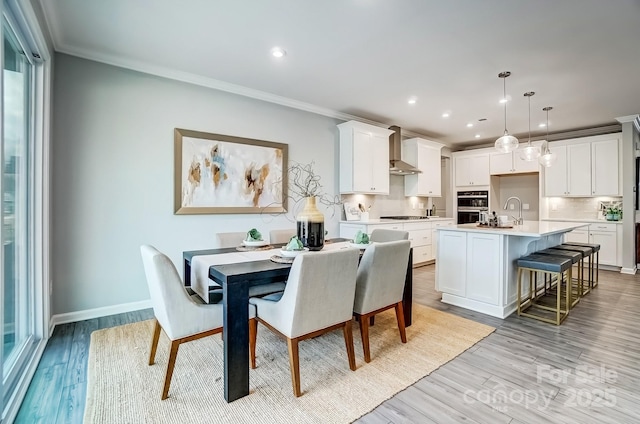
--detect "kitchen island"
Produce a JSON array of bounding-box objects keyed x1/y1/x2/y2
[{"x1": 435, "y1": 221, "x2": 588, "y2": 318}]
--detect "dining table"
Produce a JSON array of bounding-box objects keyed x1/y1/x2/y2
[{"x1": 182, "y1": 239, "x2": 413, "y2": 402}]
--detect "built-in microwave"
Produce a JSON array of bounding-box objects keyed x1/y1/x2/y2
[{"x1": 457, "y1": 191, "x2": 488, "y2": 224}]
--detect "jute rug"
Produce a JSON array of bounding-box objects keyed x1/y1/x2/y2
[{"x1": 84, "y1": 304, "x2": 494, "y2": 423}]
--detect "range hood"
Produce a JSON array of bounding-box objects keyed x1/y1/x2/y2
[{"x1": 389, "y1": 125, "x2": 422, "y2": 175}]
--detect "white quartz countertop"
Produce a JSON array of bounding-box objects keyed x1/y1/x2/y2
[
  {"x1": 439, "y1": 221, "x2": 589, "y2": 237},
  {"x1": 541, "y1": 218, "x2": 623, "y2": 225},
  {"x1": 340, "y1": 217, "x2": 454, "y2": 224}
]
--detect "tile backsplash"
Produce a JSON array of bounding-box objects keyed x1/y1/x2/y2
[{"x1": 544, "y1": 196, "x2": 623, "y2": 220}]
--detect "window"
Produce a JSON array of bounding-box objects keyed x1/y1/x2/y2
[{"x1": 1, "y1": 0, "x2": 49, "y2": 421}]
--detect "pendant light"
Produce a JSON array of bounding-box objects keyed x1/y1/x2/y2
[
  {"x1": 519, "y1": 91, "x2": 540, "y2": 161},
  {"x1": 494, "y1": 71, "x2": 519, "y2": 153},
  {"x1": 539, "y1": 106, "x2": 556, "y2": 167}
]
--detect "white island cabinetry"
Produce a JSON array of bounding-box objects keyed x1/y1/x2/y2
[{"x1": 435, "y1": 221, "x2": 588, "y2": 318}]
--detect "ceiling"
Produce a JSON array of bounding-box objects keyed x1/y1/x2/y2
[{"x1": 39, "y1": 0, "x2": 640, "y2": 148}]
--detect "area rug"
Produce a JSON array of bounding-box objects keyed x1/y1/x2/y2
[{"x1": 84, "y1": 304, "x2": 494, "y2": 423}]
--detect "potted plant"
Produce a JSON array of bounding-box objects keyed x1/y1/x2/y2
[{"x1": 606, "y1": 205, "x2": 620, "y2": 221}]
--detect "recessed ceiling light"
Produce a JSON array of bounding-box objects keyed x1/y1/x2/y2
[
  {"x1": 270, "y1": 47, "x2": 286, "y2": 58},
  {"x1": 539, "y1": 123, "x2": 547, "y2": 128},
  {"x1": 466, "y1": 123, "x2": 473, "y2": 128},
  {"x1": 408, "y1": 97, "x2": 417, "y2": 105},
  {"x1": 499, "y1": 98, "x2": 508, "y2": 104},
  {"x1": 475, "y1": 134, "x2": 481, "y2": 138},
  {"x1": 442, "y1": 112, "x2": 450, "y2": 118}
]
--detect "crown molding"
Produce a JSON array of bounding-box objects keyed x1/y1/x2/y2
[{"x1": 615, "y1": 114, "x2": 639, "y2": 123}]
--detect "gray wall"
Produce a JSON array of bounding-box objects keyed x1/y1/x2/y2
[{"x1": 52, "y1": 54, "x2": 342, "y2": 315}]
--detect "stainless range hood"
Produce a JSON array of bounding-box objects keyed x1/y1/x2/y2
[{"x1": 389, "y1": 125, "x2": 422, "y2": 175}]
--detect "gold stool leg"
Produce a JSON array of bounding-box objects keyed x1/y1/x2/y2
[{"x1": 517, "y1": 267, "x2": 523, "y2": 315}]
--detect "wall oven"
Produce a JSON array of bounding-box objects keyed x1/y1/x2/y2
[{"x1": 457, "y1": 190, "x2": 488, "y2": 224}]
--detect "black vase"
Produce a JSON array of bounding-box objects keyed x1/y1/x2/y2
[{"x1": 296, "y1": 196, "x2": 324, "y2": 251}]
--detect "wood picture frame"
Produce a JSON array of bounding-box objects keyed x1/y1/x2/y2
[{"x1": 174, "y1": 128, "x2": 288, "y2": 214}]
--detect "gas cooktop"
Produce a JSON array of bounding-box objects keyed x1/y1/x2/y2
[{"x1": 380, "y1": 215, "x2": 430, "y2": 220}]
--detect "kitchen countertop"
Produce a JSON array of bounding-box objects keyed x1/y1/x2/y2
[
  {"x1": 439, "y1": 221, "x2": 588, "y2": 237},
  {"x1": 541, "y1": 218, "x2": 623, "y2": 224},
  {"x1": 340, "y1": 217, "x2": 454, "y2": 224}
]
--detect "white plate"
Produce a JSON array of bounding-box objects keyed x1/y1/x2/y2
[
  {"x1": 280, "y1": 248, "x2": 309, "y2": 258},
  {"x1": 349, "y1": 242, "x2": 372, "y2": 249},
  {"x1": 242, "y1": 239, "x2": 268, "y2": 247}
]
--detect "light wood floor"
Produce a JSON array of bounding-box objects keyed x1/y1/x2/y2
[{"x1": 15, "y1": 265, "x2": 640, "y2": 423}]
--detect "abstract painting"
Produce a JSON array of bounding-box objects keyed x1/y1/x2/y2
[{"x1": 174, "y1": 128, "x2": 288, "y2": 214}]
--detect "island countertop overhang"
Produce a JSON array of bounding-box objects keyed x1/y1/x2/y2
[{"x1": 436, "y1": 221, "x2": 588, "y2": 237}]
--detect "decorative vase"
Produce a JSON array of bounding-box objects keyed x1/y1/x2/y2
[{"x1": 297, "y1": 196, "x2": 324, "y2": 251}]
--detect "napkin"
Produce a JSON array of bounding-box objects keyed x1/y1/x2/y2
[
  {"x1": 354, "y1": 230, "x2": 369, "y2": 244},
  {"x1": 284, "y1": 236, "x2": 304, "y2": 251},
  {"x1": 245, "y1": 228, "x2": 263, "y2": 241}
]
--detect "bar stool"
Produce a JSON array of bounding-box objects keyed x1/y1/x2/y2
[
  {"x1": 561, "y1": 242, "x2": 600, "y2": 289},
  {"x1": 517, "y1": 254, "x2": 573, "y2": 325},
  {"x1": 535, "y1": 248, "x2": 583, "y2": 307}
]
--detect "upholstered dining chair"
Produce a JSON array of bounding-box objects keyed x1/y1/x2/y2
[
  {"x1": 352, "y1": 239, "x2": 411, "y2": 363},
  {"x1": 214, "y1": 232, "x2": 286, "y2": 297},
  {"x1": 369, "y1": 228, "x2": 409, "y2": 242},
  {"x1": 269, "y1": 228, "x2": 296, "y2": 245},
  {"x1": 249, "y1": 248, "x2": 360, "y2": 397},
  {"x1": 215, "y1": 231, "x2": 246, "y2": 248},
  {"x1": 140, "y1": 244, "x2": 257, "y2": 400}
]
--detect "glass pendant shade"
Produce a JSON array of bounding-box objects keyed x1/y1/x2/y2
[
  {"x1": 538, "y1": 107, "x2": 555, "y2": 167},
  {"x1": 520, "y1": 144, "x2": 541, "y2": 161},
  {"x1": 519, "y1": 91, "x2": 539, "y2": 161},
  {"x1": 494, "y1": 71, "x2": 518, "y2": 153},
  {"x1": 494, "y1": 132, "x2": 519, "y2": 153}
]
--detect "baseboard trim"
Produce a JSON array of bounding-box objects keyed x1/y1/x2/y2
[
  {"x1": 50, "y1": 299, "x2": 153, "y2": 330},
  {"x1": 620, "y1": 266, "x2": 637, "y2": 275}
]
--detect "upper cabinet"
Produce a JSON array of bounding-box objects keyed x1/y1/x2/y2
[
  {"x1": 338, "y1": 121, "x2": 393, "y2": 194},
  {"x1": 453, "y1": 152, "x2": 490, "y2": 187},
  {"x1": 490, "y1": 146, "x2": 540, "y2": 175},
  {"x1": 402, "y1": 137, "x2": 444, "y2": 197},
  {"x1": 543, "y1": 134, "x2": 621, "y2": 197}
]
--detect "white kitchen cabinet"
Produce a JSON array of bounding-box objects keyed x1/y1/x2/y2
[
  {"x1": 591, "y1": 138, "x2": 619, "y2": 196},
  {"x1": 338, "y1": 121, "x2": 393, "y2": 194},
  {"x1": 403, "y1": 138, "x2": 444, "y2": 197},
  {"x1": 589, "y1": 223, "x2": 617, "y2": 266},
  {"x1": 466, "y1": 233, "x2": 501, "y2": 305},
  {"x1": 404, "y1": 221, "x2": 433, "y2": 265},
  {"x1": 339, "y1": 222, "x2": 403, "y2": 241},
  {"x1": 490, "y1": 149, "x2": 539, "y2": 175},
  {"x1": 564, "y1": 228, "x2": 589, "y2": 243},
  {"x1": 543, "y1": 143, "x2": 591, "y2": 196},
  {"x1": 431, "y1": 219, "x2": 454, "y2": 261},
  {"x1": 543, "y1": 134, "x2": 621, "y2": 197},
  {"x1": 454, "y1": 153, "x2": 490, "y2": 187},
  {"x1": 435, "y1": 231, "x2": 467, "y2": 296}
]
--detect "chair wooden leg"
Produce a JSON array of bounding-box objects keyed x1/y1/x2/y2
[
  {"x1": 249, "y1": 318, "x2": 257, "y2": 369},
  {"x1": 343, "y1": 320, "x2": 357, "y2": 371},
  {"x1": 287, "y1": 337, "x2": 302, "y2": 397},
  {"x1": 394, "y1": 302, "x2": 407, "y2": 343},
  {"x1": 162, "y1": 340, "x2": 180, "y2": 400},
  {"x1": 358, "y1": 313, "x2": 371, "y2": 363},
  {"x1": 148, "y1": 319, "x2": 162, "y2": 366}
]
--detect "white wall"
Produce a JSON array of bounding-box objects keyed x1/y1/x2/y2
[{"x1": 52, "y1": 54, "x2": 343, "y2": 315}]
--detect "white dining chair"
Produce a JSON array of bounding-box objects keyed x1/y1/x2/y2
[
  {"x1": 215, "y1": 232, "x2": 246, "y2": 248},
  {"x1": 269, "y1": 229, "x2": 296, "y2": 245},
  {"x1": 249, "y1": 248, "x2": 360, "y2": 397},
  {"x1": 140, "y1": 244, "x2": 257, "y2": 399},
  {"x1": 369, "y1": 228, "x2": 409, "y2": 242},
  {"x1": 352, "y1": 240, "x2": 411, "y2": 362}
]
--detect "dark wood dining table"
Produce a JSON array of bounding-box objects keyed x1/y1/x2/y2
[{"x1": 182, "y1": 240, "x2": 413, "y2": 403}]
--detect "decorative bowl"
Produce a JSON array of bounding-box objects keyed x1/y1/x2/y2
[
  {"x1": 242, "y1": 239, "x2": 268, "y2": 247},
  {"x1": 280, "y1": 247, "x2": 309, "y2": 258}
]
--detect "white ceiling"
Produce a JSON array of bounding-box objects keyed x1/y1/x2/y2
[{"x1": 39, "y1": 0, "x2": 640, "y2": 148}]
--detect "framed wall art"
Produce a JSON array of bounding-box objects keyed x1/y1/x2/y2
[{"x1": 174, "y1": 128, "x2": 288, "y2": 214}]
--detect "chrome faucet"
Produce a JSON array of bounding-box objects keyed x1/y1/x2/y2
[{"x1": 503, "y1": 196, "x2": 523, "y2": 225}]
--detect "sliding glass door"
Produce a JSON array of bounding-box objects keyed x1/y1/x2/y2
[{"x1": 1, "y1": 0, "x2": 48, "y2": 417}]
